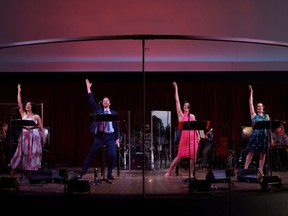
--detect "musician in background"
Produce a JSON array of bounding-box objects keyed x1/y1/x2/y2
[
  {"x1": 0, "y1": 121, "x2": 8, "y2": 142},
  {"x1": 198, "y1": 128, "x2": 214, "y2": 168},
  {"x1": 0, "y1": 121, "x2": 9, "y2": 167},
  {"x1": 271, "y1": 123, "x2": 288, "y2": 147},
  {"x1": 271, "y1": 123, "x2": 288, "y2": 170},
  {"x1": 9, "y1": 84, "x2": 46, "y2": 177}
]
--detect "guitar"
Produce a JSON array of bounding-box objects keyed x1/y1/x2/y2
[{"x1": 199, "y1": 128, "x2": 213, "y2": 140}]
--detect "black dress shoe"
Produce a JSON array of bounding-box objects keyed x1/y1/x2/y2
[{"x1": 107, "y1": 175, "x2": 115, "y2": 180}]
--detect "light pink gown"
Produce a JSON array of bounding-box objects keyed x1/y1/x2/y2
[{"x1": 9, "y1": 115, "x2": 42, "y2": 171}]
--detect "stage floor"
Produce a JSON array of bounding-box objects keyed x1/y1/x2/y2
[{"x1": 1, "y1": 166, "x2": 288, "y2": 215}]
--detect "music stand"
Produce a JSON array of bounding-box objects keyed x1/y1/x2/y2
[
  {"x1": 9, "y1": 119, "x2": 37, "y2": 180},
  {"x1": 90, "y1": 114, "x2": 119, "y2": 122},
  {"x1": 253, "y1": 120, "x2": 283, "y2": 130},
  {"x1": 90, "y1": 114, "x2": 119, "y2": 184},
  {"x1": 253, "y1": 120, "x2": 283, "y2": 177},
  {"x1": 10, "y1": 119, "x2": 38, "y2": 127},
  {"x1": 179, "y1": 120, "x2": 210, "y2": 182}
]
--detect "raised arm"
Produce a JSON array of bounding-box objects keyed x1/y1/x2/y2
[
  {"x1": 172, "y1": 82, "x2": 183, "y2": 121},
  {"x1": 17, "y1": 84, "x2": 25, "y2": 118},
  {"x1": 86, "y1": 79, "x2": 100, "y2": 112},
  {"x1": 86, "y1": 79, "x2": 92, "y2": 93},
  {"x1": 248, "y1": 85, "x2": 256, "y2": 119}
]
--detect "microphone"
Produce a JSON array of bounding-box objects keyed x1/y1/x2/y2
[
  {"x1": 98, "y1": 100, "x2": 103, "y2": 104},
  {"x1": 12, "y1": 106, "x2": 20, "y2": 110}
]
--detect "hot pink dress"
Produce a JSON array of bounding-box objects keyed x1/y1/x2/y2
[{"x1": 177, "y1": 113, "x2": 199, "y2": 159}]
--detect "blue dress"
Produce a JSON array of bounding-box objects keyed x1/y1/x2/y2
[{"x1": 247, "y1": 114, "x2": 269, "y2": 154}]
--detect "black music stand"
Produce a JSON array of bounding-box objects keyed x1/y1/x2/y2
[
  {"x1": 90, "y1": 114, "x2": 119, "y2": 122},
  {"x1": 9, "y1": 119, "x2": 37, "y2": 180},
  {"x1": 253, "y1": 120, "x2": 283, "y2": 131},
  {"x1": 179, "y1": 120, "x2": 210, "y2": 182},
  {"x1": 253, "y1": 120, "x2": 283, "y2": 177},
  {"x1": 90, "y1": 114, "x2": 119, "y2": 185},
  {"x1": 10, "y1": 119, "x2": 37, "y2": 127}
]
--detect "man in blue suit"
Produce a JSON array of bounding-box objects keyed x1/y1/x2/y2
[{"x1": 78, "y1": 79, "x2": 120, "y2": 180}]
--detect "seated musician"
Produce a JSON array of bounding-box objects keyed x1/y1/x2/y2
[
  {"x1": 197, "y1": 128, "x2": 214, "y2": 168},
  {"x1": 0, "y1": 121, "x2": 9, "y2": 166},
  {"x1": 272, "y1": 124, "x2": 288, "y2": 147},
  {"x1": 271, "y1": 123, "x2": 288, "y2": 170}
]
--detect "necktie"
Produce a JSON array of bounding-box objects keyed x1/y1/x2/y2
[{"x1": 104, "y1": 110, "x2": 111, "y2": 132}]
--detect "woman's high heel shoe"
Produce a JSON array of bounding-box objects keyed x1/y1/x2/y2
[
  {"x1": 165, "y1": 172, "x2": 172, "y2": 178},
  {"x1": 10, "y1": 169, "x2": 16, "y2": 178},
  {"x1": 256, "y1": 170, "x2": 264, "y2": 183}
]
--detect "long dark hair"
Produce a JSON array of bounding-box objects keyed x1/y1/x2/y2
[
  {"x1": 183, "y1": 100, "x2": 190, "y2": 110},
  {"x1": 23, "y1": 101, "x2": 38, "y2": 114}
]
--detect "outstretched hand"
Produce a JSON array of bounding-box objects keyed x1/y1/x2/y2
[
  {"x1": 116, "y1": 139, "x2": 120, "y2": 148},
  {"x1": 86, "y1": 79, "x2": 92, "y2": 88},
  {"x1": 17, "y1": 83, "x2": 21, "y2": 91},
  {"x1": 86, "y1": 79, "x2": 93, "y2": 93},
  {"x1": 248, "y1": 85, "x2": 253, "y2": 93},
  {"x1": 172, "y1": 81, "x2": 177, "y2": 88}
]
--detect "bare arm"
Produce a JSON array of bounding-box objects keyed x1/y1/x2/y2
[
  {"x1": 173, "y1": 82, "x2": 183, "y2": 121},
  {"x1": 86, "y1": 79, "x2": 92, "y2": 93},
  {"x1": 17, "y1": 84, "x2": 25, "y2": 118},
  {"x1": 248, "y1": 85, "x2": 256, "y2": 119}
]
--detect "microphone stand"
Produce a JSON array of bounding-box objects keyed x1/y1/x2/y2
[
  {"x1": 188, "y1": 111, "x2": 192, "y2": 180},
  {"x1": 267, "y1": 116, "x2": 273, "y2": 177}
]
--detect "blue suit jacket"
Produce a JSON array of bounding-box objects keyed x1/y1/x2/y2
[{"x1": 88, "y1": 93, "x2": 120, "y2": 140}]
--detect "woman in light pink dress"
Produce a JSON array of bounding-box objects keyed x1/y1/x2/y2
[
  {"x1": 165, "y1": 82, "x2": 200, "y2": 179},
  {"x1": 9, "y1": 84, "x2": 46, "y2": 177}
]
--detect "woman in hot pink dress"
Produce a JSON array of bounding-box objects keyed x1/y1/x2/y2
[{"x1": 165, "y1": 82, "x2": 200, "y2": 178}]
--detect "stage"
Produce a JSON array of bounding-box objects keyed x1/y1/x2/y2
[{"x1": 1, "y1": 166, "x2": 288, "y2": 215}]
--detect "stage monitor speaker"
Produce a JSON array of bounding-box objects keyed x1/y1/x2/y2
[
  {"x1": 206, "y1": 169, "x2": 232, "y2": 183},
  {"x1": 237, "y1": 168, "x2": 258, "y2": 183},
  {"x1": 0, "y1": 177, "x2": 20, "y2": 192},
  {"x1": 29, "y1": 169, "x2": 53, "y2": 184},
  {"x1": 188, "y1": 179, "x2": 211, "y2": 193},
  {"x1": 260, "y1": 176, "x2": 282, "y2": 191},
  {"x1": 53, "y1": 169, "x2": 68, "y2": 184},
  {"x1": 131, "y1": 152, "x2": 149, "y2": 170},
  {"x1": 67, "y1": 180, "x2": 91, "y2": 194}
]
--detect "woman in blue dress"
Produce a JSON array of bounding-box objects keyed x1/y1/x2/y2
[{"x1": 244, "y1": 85, "x2": 270, "y2": 182}]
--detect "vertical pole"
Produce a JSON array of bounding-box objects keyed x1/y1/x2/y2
[{"x1": 142, "y1": 38, "x2": 146, "y2": 197}]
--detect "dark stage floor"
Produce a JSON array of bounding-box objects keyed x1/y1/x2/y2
[{"x1": 1, "y1": 166, "x2": 288, "y2": 215}]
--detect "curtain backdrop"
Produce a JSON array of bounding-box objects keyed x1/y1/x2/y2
[{"x1": 1, "y1": 72, "x2": 287, "y2": 166}]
